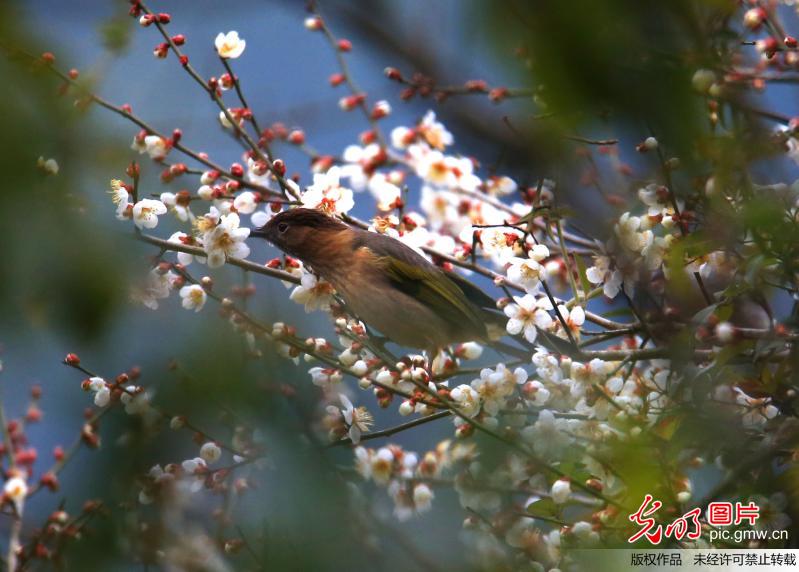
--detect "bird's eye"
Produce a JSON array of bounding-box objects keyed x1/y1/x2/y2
[{"x1": 277, "y1": 222, "x2": 289, "y2": 233}]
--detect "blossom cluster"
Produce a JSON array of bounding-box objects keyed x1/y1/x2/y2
[{"x1": 11, "y1": 1, "x2": 799, "y2": 569}]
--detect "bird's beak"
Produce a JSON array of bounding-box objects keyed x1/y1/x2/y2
[{"x1": 250, "y1": 225, "x2": 269, "y2": 239}]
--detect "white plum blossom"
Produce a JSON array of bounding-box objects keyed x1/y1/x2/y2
[
  {"x1": 521, "y1": 409, "x2": 573, "y2": 458},
  {"x1": 370, "y1": 447, "x2": 395, "y2": 485},
  {"x1": 458, "y1": 342, "x2": 483, "y2": 360},
  {"x1": 586, "y1": 255, "x2": 624, "y2": 299},
  {"x1": 132, "y1": 199, "x2": 167, "y2": 229},
  {"x1": 290, "y1": 269, "x2": 336, "y2": 312},
  {"x1": 179, "y1": 284, "x2": 207, "y2": 312},
  {"x1": 340, "y1": 143, "x2": 385, "y2": 190},
  {"x1": 3, "y1": 476, "x2": 27, "y2": 511},
  {"x1": 478, "y1": 226, "x2": 525, "y2": 264},
  {"x1": 553, "y1": 304, "x2": 585, "y2": 339},
  {"x1": 131, "y1": 268, "x2": 175, "y2": 310},
  {"x1": 37, "y1": 156, "x2": 59, "y2": 175},
  {"x1": 336, "y1": 394, "x2": 373, "y2": 444},
  {"x1": 504, "y1": 294, "x2": 554, "y2": 343},
  {"x1": 507, "y1": 244, "x2": 550, "y2": 293},
  {"x1": 413, "y1": 483, "x2": 434, "y2": 512},
  {"x1": 485, "y1": 175, "x2": 517, "y2": 196},
  {"x1": 735, "y1": 388, "x2": 779, "y2": 427},
  {"x1": 550, "y1": 478, "x2": 571, "y2": 504},
  {"x1": 94, "y1": 386, "x2": 111, "y2": 408},
  {"x1": 202, "y1": 212, "x2": 251, "y2": 268},
  {"x1": 120, "y1": 386, "x2": 151, "y2": 416},
  {"x1": 138, "y1": 135, "x2": 169, "y2": 160},
  {"x1": 251, "y1": 207, "x2": 276, "y2": 229},
  {"x1": 215, "y1": 31, "x2": 246, "y2": 59},
  {"x1": 160, "y1": 192, "x2": 193, "y2": 223},
  {"x1": 168, "y1": 231, "x2": 201, "y2": 266},
  {"x1": 200, "y1": 442, "x2": 222, "y2": 465},
  {"x1": 301, "y1": 167, "x2": 355, "y2": 215},
  {"x1": 450, "y1": 384, "x2": 480, "y2": 417},
  {"x1": 522, "y1": 379, "x2": 551, "y2": 406},
  {"x1": 418, "y1": 110, "x2": 453, "y2": 150},
  {"x1": 109, "y1": 179, "x2": 131, "y2": 220},
  {"x1": 470, "y1": 364, "x2": 526, "y2": 416},
  {"x1": 411, "y1": 149, "x2": 480, "y2": 192},
  {"x1": 614, "y1": 212, "x2": 647, "y2": 252},
  {"x1": 308, "y1": 367, "x2": 343, "y2": 387},
  {"x1": 87, "y1": 376, "x2": 111, "y2": 407},
  {"x1": 233, "y1": 191, "x2": 258, "y2": 214},
  {"x1": 368, "y1": 174, "x2": 403, "y2": 211}
]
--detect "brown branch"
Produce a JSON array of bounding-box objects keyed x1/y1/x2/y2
[
  {"x1": 327, "y1": 411, "x2": 451, "y2": 447},
  {"x1": 138, "y1": 1, "x2": 300, "y2": 200},
  {"x1": 310, "y1": 3, "x2": 388, "y2": 148}
]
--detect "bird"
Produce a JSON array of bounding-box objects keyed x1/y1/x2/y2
[{"x1": 250, "y1": 208, "x2": 511, "y2": 358}]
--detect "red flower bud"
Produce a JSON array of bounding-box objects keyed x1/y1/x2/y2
[
  {"x1": 337, "y1": 39, "x2": 352, "y2": 52},
  {"x1": 153, "y1": 42, "x2": 169, "y2": 59},
  {"x1": 399, "y1": 87, "x2": 416, "y2": 101},
  {"x1": 383, "y1": 67, "x2": 402, "y2": 81},
  {"x1": 220, "y1": 73, "x2": 235, "y2": 89},
  {"x1": 40, "y1": 472, "x2": 59, "y2": 492},
  {"x1": 157, "y1": 13, "x2": 171, "y2": 24},
  {"x1": 329, "y1": 73, "x2": 345, "y2": 86},
  {"x1": 41, "y1": 52, "x2": 55, "y2": 65},
  {"x1": 26, "y1": 406, "x2": 42, "y2": 423},
  {"x1": 64, "y1": 353, "x2": 80, "y2": 366},
  {"x1": 465, "y1": 79, "x2": 488, "y2": 92},
  {"x1": 288, "y1": 130, "x2": 305, "y2": 145},
  {"x1": 172, "y1": 34, "x2": 186, "y2": 46},
  {"x1": 126, "y1": 161, "x2": 140, "y2": 178},
  {"x1": 488, "y1": 87, "x2": 509, "y2": 103},
  {"x1": 230, "y1": 163, "x2": 244, "y2": 178}
]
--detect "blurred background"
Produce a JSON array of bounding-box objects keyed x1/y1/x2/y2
[{"x1": 2, "y1": 0, "x2": 799, "y2": 569}]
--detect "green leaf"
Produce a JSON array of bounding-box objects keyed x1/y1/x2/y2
[
  {"x1": 526, "y1": 498, "x2": 558, "y2": 518},
  {"x1": 574, "y1": 254, "x2": 592, "y2": 299}
]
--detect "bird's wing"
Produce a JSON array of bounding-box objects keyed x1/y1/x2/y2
[
  {"x1": 445, "y1": 270, "x2": 507, "y2": 338},
  {"x1": 354, "y1": 232, "x2": 487, "y2": 336},
  {"x1": 444, "y1": 270, "x2": 500, "y2": 312}
]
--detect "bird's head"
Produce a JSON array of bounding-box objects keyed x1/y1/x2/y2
[{"x1": 251, "y1": 208, "x2": 349, "y2": 261}]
